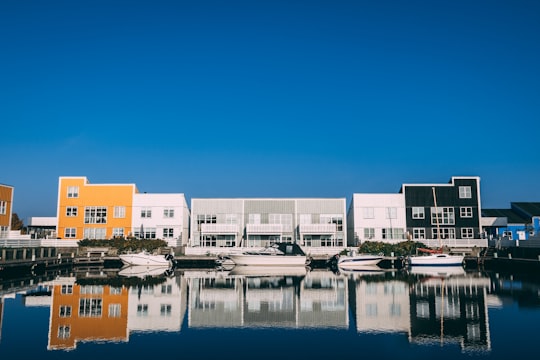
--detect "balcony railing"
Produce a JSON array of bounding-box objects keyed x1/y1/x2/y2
[
  {"x1": 299, "y1": 224, "x2": 337, "y2": 234},
  {"x1": 200, "y1": 224, "x2": 239, "y2": 234},
  {"x1": 246, "y1": 224, "x2": 284, "y2": 234}
]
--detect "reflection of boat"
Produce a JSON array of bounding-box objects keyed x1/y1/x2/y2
[
  {"x1": 215, "y1": 254, "x2": 236, "y2": 269},
  {"x1": 408, "y1": 265, "x2": 466, "y2": 278},
  {"x1": 228, "y1": 265, "x2": 308, "y2": 277},
  {"x1": 119, "y1": 251, "x2": 175, "y2": 266},
  {"x1": 337, "y1": 252, "x2": 384, "y2": 269},
  {"x1": 408, "y1": 187, "x2": 464, "y2": 267},
  {"x1": 118, "y1": 265, "x2": 174, "y2": 278},
  {"x1": 227, "y1": 243, "x2": 307, "y2": 266},
  {"x1": 338, "y1": 264, "x2": 385, "y2": 277}
]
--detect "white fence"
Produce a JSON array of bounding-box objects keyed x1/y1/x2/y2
[{"x1": 0, "y1": 239, "x2": 79, "y2": 248}]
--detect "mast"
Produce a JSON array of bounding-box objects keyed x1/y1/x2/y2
[{"x1": 432, "y1": 187, "x2": 442, "y2": 249}]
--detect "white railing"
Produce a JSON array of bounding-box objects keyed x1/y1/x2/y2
[
  {"x1": 299, "y1": 224, "x2": 337, "y2": 234},
  {"x1": 0, "y1": 239, "x2": 79, "y2": 248},
  {"x1": 246, "y1": 224, "x2": 283, "y2": 234},
  {"x1": 200, "y1": 224, "x2": 239, "y2": 234}
]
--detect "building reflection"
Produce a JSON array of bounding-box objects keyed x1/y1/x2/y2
[{"x1": 6, "y1": 266, "x2": 540, "y2": 352}]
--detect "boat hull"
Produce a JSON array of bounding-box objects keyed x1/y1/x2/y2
[
  {"x1": 119, "y1": 252, "x2": 172, "y2": 266},
  {"x1": 337, "y1": 255, "x2": 383, "y2": 268},
  {"x1": 227, "y1": 254, "x2": 307, "y2": 266},
  {"x1": 407, "y1": 254, "x2": 464, "y2": 266}
]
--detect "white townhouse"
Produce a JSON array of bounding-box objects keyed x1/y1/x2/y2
[
  {"x1": 132, "y1": 193, "x2": 190, "y2": 247},
  {"x1": 188, "y1": 198, "x2": 347, "y2": 256},
  {"x1": 347, "y1": 193, "x2": 407, "y2": 246}
]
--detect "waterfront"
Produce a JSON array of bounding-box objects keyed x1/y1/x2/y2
[{"x1": 1, "y1": 265, "x2": 540, "y2": 360}]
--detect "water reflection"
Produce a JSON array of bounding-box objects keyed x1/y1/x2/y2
[{"x1": 3, "y1": 265, "x2": 540, "y2": 355}]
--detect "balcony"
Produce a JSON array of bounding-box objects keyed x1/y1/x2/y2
[
  {"x1": 299, "y1": 224, "x2": 337, "y2": 234},
  {"x1": 246, "y1": 224, "x2": 284, "y2": 234},
  {"x1": 200, "y1": 224, "x2": 239, "y2": 234}
]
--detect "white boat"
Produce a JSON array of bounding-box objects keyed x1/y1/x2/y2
[
  {"x1": 337, "y1": 252, "x2": 384, "y2": 269},
  {"x1": 407, "y1": 187, "x2": 465, "y2": 268},
  {"x1": 119, "y1": 250, "x2": 175, "y2": 266},
  {"x1": 407, "y1": 252, "x2": 464, "y2": 266},
  {"x1": 227, "y1": 243, "x2": 307, "y2": 266},
  {"x1": 337, "y1": 264, "x2": 386, "y2": 277},
  {"x1": 118, "y1": 265, "x2": 174, "y2": 278}
]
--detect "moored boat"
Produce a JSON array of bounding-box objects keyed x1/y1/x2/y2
[
  {"x1": 227, "y1": 243, "x2": 308, "y2": 266},
  {"x1": 119, "y1": 250, "x2": 175, "y2": 266}
]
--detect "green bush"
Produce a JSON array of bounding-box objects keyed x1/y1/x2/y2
[
  {"x1": 77, "y1": 237, "x2": 169, "y2": 253},
  {"x1": 358, "y1": 240, "x2": 428, "y2": 257}
]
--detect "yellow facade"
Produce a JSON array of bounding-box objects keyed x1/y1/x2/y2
[
  {"x1": 0, "y1": 184, "x2": 14, "y2": 229},
  {"x1": 57, "y1": 177, "x2": 137, "y2": 240},
  {"x1": 48, "y1": 282, "x2": 129, "y2": 350}
]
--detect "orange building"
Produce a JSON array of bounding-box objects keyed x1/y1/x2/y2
[
  {"x1": 56, "y1": 177, "x2": 137, "y2": 240},
  {"x1": 0, "y1": 183, "x2": 14, "y2": 236},
  {"x1": 48, "y1": 279, "x2": 129, "y2": 350}
]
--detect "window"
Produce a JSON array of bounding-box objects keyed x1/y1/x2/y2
[
  {"x1": 84, "y1": 206, "x2": 107, "y2": 224},
  {"x1": 382, "y1": 228, "x2": 404, "y2": 240},
  {"x1": 64, "y1": 228, "x2": 76, "y2": 238},
  {"x1": 58, "y1": 326, "x2": 70, "y2": 339},
  {"x1": 248, "y1": 213, "x2": 261, "y2": 224},
  {"x1": 503, "y1": 231, "x2": 513, "y2": 240},
  {"x1": 459, "y1": 186, "x2": 472, "y2": 199},
  {"x1": 460, "y1": 207, "x2": 473, "y2": 218},
  {"x1": 163, "y1": 208, "x2": 174, "y2": 218},
  {"x1": 59, "y1": 305, "x2": 72, "y2": 317},
  {"x1": 163, "y1": 228, "x2": 174, "y2": 238},
  {"x1": 61, "y1": 285, "x2": 73, "y2": 294},
  {"x1": 79, "y1": 298, "x2": 102, "y2": 317},
  {"x1": 0, "y1": 201, "x2": 6, "y2": 215},
  {"x1": 432, "y1": 227, "x2": 456, "y2": 239},
  {"x1": 83, "y1": 228, "x2": 106, "y2": 239},
  {"x1": 109, "y1": 304, "x2": 121, "y2": 318},
  {"x1": 137, "y1": 304, "x2": 149, "y2": 316},
  {"x1": 113, "y1": 228, "x2": 124, "y2": 237},
  {"x1": 66, "y1": 207, "x2": 78, "y2": 217},
  {"x1": 109, "y1": 287, "x2": 122, "y2": 295},
  {"x1": 364, "y1": 228, "x2": 375, "y2": 239},
  {"x1": 412, "y1": 207, "x2": 424, "y2": 219},
  {"x1": 161, "y1": 285, "x2": 172, "y2": 294},
  {"x1": 136, "y1": 227, "x2": 156, "y2": 239},
  {"x1": 67, "y1": 186, "x2": 79, "y2": 198},
  {"x1": 461, "y1": 228, "x2": 474, "y2": 239},
  {"x1": 386, "y1": 208, "x2": 397, "y2": 219},
  {"x1": 141, "y1": 208, "x2": 152, "y2": 218},
  {"x1": 114, "y1": 206, "x2": 125, "y2": 218},
  {"x1": 363, "y1": 208, "x2": 374, "y2": 219},
  {"x1": 160, "y1": 304, "x2": 172, "y2": 316},
  {"x1": 321, "y1": 214, "x2": 343, "y2": 231},
  {"x1": 431, "y1": 207, "x2": 455, "y2": 225},
  {"x1": 413, "y1": 228, "x2": 426, "y2": 239},
  {"x1": 80, "y1": 285, "x2": 103, "y2": 294}
]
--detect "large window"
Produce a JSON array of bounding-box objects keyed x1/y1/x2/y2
[
  {"x1": 413, "y1": 228, "x2": 425, "y2": 239},
  {"x1": 163, "y1": 208, "x2": 174, "y2": 218},
  {"x1": 114, "y1": 206, "x2": 126, "y2": 218},
  {"x1": 364, "y1": 228, "x2": 375, "y2": 240},
  {"x1": 113, "y1": 228, "x2": 124, "y2": 237},
  {"x1": 459, "y1": 186, "x2": 472, "y2": 199},
  {"x1": 431, "y1": 207, "x2": 455, "y2": 225},
  {"x1": 382, "y1": 228, "x2": 404, "y2": 240},
  {"x1": 66, "y1": 207, "x2": 78, "y2": 217},
  {"x1": 84, "y1": 207, "x2": 107, "y2": 224},
  {"x1": 460, "y1": 207, "x2": 473, "y2": 218},
  {"x1": 412, "y1": 207, "x2": 424, "y2": 219},
  {"x1": 432, "y1": 227, "x2": 456, "y2": 239},
  {"x1": 321, "y1": 214, "x2": 343, "y2": 231},
  {"x1": 83, "y1": 228, "x2": 106, "y2": 239},
  {"x1": 0, "y1": 201, "x2": 6, "y2": 215},
  {"x1": 64, "y1": 228, "x2": 76, "y2": 238},
  {"x1": 67, "y1": 186, "x2": 79, "y2": 198},
  {"x1": 79, "y1": 298, "x2": 102, "y2": 317}
]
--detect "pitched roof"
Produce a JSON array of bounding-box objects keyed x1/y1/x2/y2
[{"x1": 511, "y1": 202, "x2": 540, "y2": 217}]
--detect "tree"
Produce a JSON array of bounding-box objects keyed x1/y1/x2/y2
[{"x1": 11, "y1": 213, "x2": 24, "y2": 230}]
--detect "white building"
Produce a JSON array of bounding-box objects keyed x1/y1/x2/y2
[
  {"x1": 132, "y1": 193, "x2": 190, "y2": 247},
  {"x1": 347, "y1": 193, "x2": 407, "y2": 245},
  {"x1": 188, "y1": 198, "x2": 347, "y2": 255}
]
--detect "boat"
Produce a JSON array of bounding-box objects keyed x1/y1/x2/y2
[
  {"x1": 215, "y1": 253, "x2": 236, "y2": 270},
  {"x1": 118, "y1": 264, "x2": 174, "y2": 278},
  {"x1": 227, "y1": 242, "x2": 308, "y2": 266},
  {"x1": 118, "y1": 250, "x2": 175, "y2": 266},
  {"x1": 337, "y1": 264, "x2": 386, "y2": 277},
  {"x1": 336, "y1": 250, "x2": 384, "y2": 269},
  {"x1": 407, "y1": 187, "x2": 464, "y2": 267}
]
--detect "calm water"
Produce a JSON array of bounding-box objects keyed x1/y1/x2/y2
[{"x1": 1, "y1": 264, "x2": 539, "y2": 360}]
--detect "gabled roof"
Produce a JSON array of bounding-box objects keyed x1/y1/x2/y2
[
  {"x1": 511, "y1": 202, "x2": 540, "y2": 217},
  {"x1": 482, "y1": 209, "x2": 529, "y2": 224}
]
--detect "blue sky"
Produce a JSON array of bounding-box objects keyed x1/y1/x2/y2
[{"x1": 1, "y1": 0, "x2": 539, "y2": 220}]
